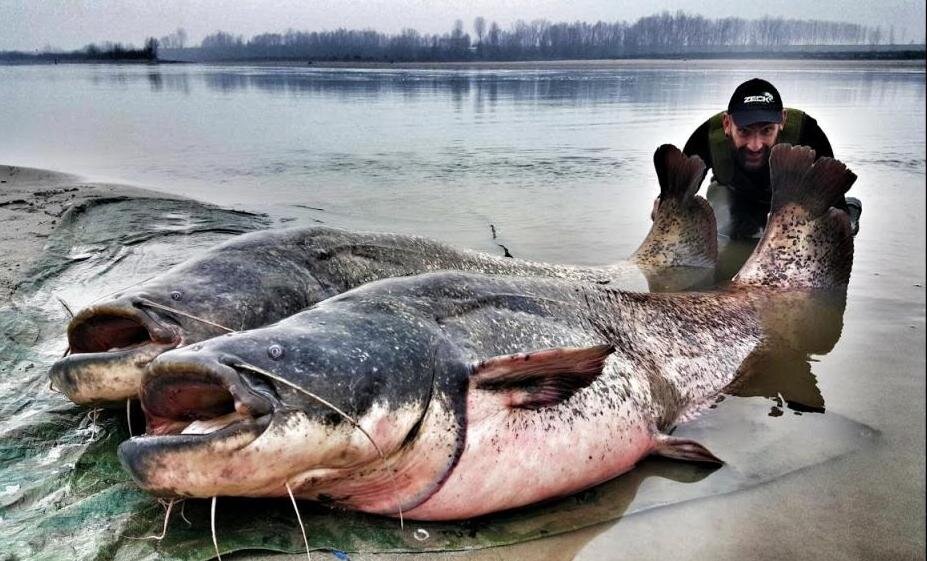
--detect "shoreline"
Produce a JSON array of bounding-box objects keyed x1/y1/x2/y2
[
  {"x1": 0, "y1": 165, "x2": 173, "y2": 304},
  {"x1": 2, "y1": 57, "x2": 924, "y2": 70},
  {"x1": 206, "y1": 58, "x2": 927, "y2": 70}
]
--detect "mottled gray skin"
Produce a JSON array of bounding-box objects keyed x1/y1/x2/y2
[
  {"x1": 117, "y1": 144, "x2": 856, "y2": 520},
  {"x1": 117, "y1": 270, "x2": 799, "y2": 520},
  {"x1": 734, "y1": 145, "x2": 856, "y2": 289},
  {"x1": 632, "y1": 144, "x2": 716, "y2": 269},
  {"x1": 49, "y1": 228, "x2": 642, "y2": 405},
  {"x1": 51, "y1": 145, "x2": 716, "y2": 406}
]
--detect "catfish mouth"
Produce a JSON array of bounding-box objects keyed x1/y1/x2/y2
[
  {"x1": 139, "y1": 358, "x2": 278, "y2": 442},
  {"x1": 68, "y1": 301, "x2": 179, "y2": 355},
  {"x1": 49, "y1": 301, "x2": 183, "y2": 404},
  {"x1": 119, "y1": 359, "x2": 280, "y2": 494}
]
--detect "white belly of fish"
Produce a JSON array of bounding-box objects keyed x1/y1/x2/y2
[{"x1": 405, "y1": 383, "x2": 655, "y2": 520}]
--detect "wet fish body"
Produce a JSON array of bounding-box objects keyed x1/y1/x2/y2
[
  {"x1": 119, "y1": 145, "x2": 856, "y2": 520},
  {"x1": 121, "y1": 272, "x2": 758, "y2": 518},
  {"x1": 51, "y1": 145, "x2": 716, "y2": 405}
]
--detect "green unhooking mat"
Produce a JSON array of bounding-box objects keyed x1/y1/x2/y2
[{"x1": 0, "y1": 196, "x2": 879, "y2": 561}]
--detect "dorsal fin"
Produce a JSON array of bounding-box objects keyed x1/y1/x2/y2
[
  {"x1": 471, "y1": 344, "x2": 614, "y2": 410},
  {"x1": 769, "y1": 144, "x2": 857, "y2": 216},
  {"x1": 654, "y1": 144, "x2": 708, "y2": 204}
]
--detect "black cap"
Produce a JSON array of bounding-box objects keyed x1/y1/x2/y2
[{"x1": 727, "y1": 78, "x2": 783, "y2": 127}]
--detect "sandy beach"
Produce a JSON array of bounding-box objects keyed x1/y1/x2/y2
[{"x1": 0, "y1": 165, "x2": 170, "y2": 304}]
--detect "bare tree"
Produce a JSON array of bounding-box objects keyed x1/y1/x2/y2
[
  {"x1": 174, "y1": 12, "x2": 878, "y2": 62},
  {"x1": 474, "y1": 16, "x2": 486, "y2": 46},
  {"x1": 144, "y1": 37, "x2": 159, "y2": 60}
]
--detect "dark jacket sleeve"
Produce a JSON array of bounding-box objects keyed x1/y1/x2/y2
[
  {"x1": 800, "y1": 115, "x2": 834, "y2": 159},
  {"x1": 683, "y1": 119, "x2": 713, "y2": 170}
]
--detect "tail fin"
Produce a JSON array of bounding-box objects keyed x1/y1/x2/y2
[
  {"x1": 733, "y1": 144, "x2": 857, "y2": 289},
  {"x1": 654, "y1": 144, "x2": 708, "y2": 204},
  {"x1": 769, "y1": 144, "x2": 856, "y2": 216},
  {"x1": 632, "y1": 145, "x2": 716, "y2": 270}
]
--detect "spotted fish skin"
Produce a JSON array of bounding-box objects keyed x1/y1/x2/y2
[
  {"x1": 118, "y1": 144, "x2": 855, "y2": 520},
  {"x1": 51, "y1": 145, "x2": 717, "y2": 406},
  {"x1": 734, "y1": 144, "x2": 856, "y2": 289}
]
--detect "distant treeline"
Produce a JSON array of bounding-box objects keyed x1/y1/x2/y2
[
  {"x1": 0, "y1": 38, "x2": 158, "y2": 62},
  {"x1": 177, "y1": 12, "x2": 920, "y2": 62},
  {"x1": 1, "y1": 12, "x2": 924, "y2": 64}
]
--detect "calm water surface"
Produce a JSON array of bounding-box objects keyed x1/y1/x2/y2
[{"x1": 0, "y1": 60, "x2": 924, "y2": 560}]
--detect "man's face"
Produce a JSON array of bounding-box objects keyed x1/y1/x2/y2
[{"x1": 722, "y1": 113, "x2": 784, "y2": 171}]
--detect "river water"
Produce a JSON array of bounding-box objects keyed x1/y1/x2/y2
[{"x1": 0, "y1": 60, "x2": 924, "y2": 560}]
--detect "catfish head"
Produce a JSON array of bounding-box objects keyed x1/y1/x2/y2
[
  {"x1": 117, "y1": 291, "x2": 467, "y2": 515},
  {"x1": 49, "y1": 288, "x2": 189, "y2": 406},
  {"x1": 117, "y1": 274, "x2": 634, "y2": 519},
  {"x1": 49, "y1": 245, "x2": 323, "y2": 406}
]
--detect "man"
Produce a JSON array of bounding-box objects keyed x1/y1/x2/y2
[{"x1": 656, "y1": 78, "x2": 861, "y2": 240}]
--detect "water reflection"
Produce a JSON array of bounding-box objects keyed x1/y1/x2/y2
[
  {"x1": 729, "y1": 289, "x2": 848, "y2": 415},
  {"x1": 82, "y1": 64, "x2": 925, "y2": 111},
  {"x1": 1, "y1": 62, "x2": 920, "y2": 227},
  {"x1": 145, "y1": 70, "x2": 191, "y2": 94}
]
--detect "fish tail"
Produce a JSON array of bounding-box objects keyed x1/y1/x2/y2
[
  {"x1": 733, "y1": 144, "x2": 857, "y2": 290},
  {"x1": 631, "y1": 145, "x2": 716, "y2": 270},
  {"x1": 653, "y1": 144, "x2": 708, "y2": 204},
  {"x1": 769, "y1": 144, "x2": 857, "y2": 217}
]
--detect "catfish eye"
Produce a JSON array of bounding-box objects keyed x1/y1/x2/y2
[
  {"x1": 170, "y1": 290, "x2": 183, "y2": 301},
  {"x1": 268, "y1": 344, "x2": 284, "y2": 360}
]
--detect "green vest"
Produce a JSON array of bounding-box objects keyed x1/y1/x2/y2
[{"x1": 708, "y1": 107, "x2": 805, "y2": 185}]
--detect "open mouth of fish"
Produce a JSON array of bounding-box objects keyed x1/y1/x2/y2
[
  {"x1": 117, "y1": 359, "x2": 287, "y2": 497},
  {"x1": 138, "y1": 359, "x2": 279, "y2": 446},
  {"x1": 49, "y1": 302, "x2": 184, "y2": 405},
  {"x1": 68, "y1": 300, "x2": 183, "y2": 354}
]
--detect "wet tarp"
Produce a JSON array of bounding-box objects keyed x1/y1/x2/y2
[{"x1": 0, "y1": 196, "x2": 879, "y2": 560}]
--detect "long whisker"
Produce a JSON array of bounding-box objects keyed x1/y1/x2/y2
[
  {"x1": 235, "y1": 361, "x2": 405, "y2": 528},
  {"x1": 56, "y1": 295, "x2": 74, "y2": 319},
  {"x1": 56, "y1": 295, "x2": 74, "y2": 359},
  {"x1": 127, "y1": 499, "x2": 174, "y2": 540},
  {"x1": 135, "y1": 298, "x2": 236, "y2": 333},
  {"x1": 179, "y1": 499, "x2": 192, "y2": 526},
  {"x1": 211, "y1": 496, "x2": 222, "y2": 561},
  {"x1": 286, "y1": 481, "x2": 311, "y2": 560},
  {"x1": 126, "y1": 399, "x2": 133, "y2": 436}
]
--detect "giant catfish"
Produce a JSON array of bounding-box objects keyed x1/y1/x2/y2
[
  {"x1": 119, "y1": 145, "x2": 855, "y2": 519},
  {"x1": 50, "y1": 145, "x2": 716, "y2": 405}
]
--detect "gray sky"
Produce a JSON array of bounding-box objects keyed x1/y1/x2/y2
[{"x1": 1, "y1": 0, "x2": 924, "y2": 51}]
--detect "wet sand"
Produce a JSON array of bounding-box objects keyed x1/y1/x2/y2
[{"x1": 0, "y1": 165, "x2": 172, "y2": 303}]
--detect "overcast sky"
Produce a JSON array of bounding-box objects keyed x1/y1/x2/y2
[{"x1": 1, "y1": 0, "x2": 924, "y2": 51}]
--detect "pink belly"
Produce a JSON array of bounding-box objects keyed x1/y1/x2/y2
[{"x1": 404, "y1": 409, "x2": 655, "y2": 521}]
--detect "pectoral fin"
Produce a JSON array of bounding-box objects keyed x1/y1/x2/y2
[
  {"x1": 470, "y1": 344, "x2": 614, "y2": 410},
  {"x1": 653, "y1": 433, "x2": 723, "y2": 465}
]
